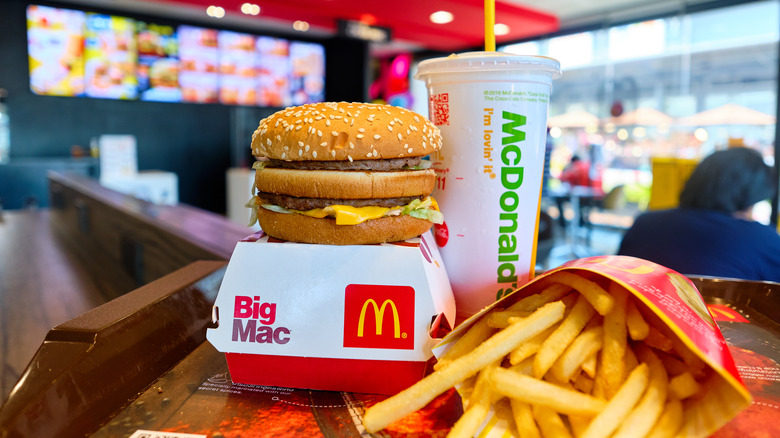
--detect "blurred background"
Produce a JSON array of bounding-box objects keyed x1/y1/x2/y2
[{"x1": 0, "y1": 0, "x2": 778, "y2": 267}]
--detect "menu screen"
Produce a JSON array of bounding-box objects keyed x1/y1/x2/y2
[
  {"x1": 137, "y1": 21, "x2": 180, "y2": 102},
  {"x1": 26, "y1": 5, "x2": 86, "y2": 96},
  {"x1": 218, "y1": 30, "x2": 258, "y2": 106},
  {"x1": 25, "y1": 4, "x2": 326, "y2": 107},
  {"x1": 84, "y1": 13, "x2": 138, "y2": 99},
  {"x1": 256, "y1": 37, "x2": 291, "y2": 107},
  {"x1": 290, "y1": 42, "x2": 326, "y2": 105},
  {"x1": 178, "y1": 25, "x2": 219, "y2": 103}
]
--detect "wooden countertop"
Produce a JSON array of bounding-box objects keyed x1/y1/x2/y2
[
  {"x1": 0, "y1": 209, "x2": 114, "y2": 401},
  {"x1": 1, "y1": 173, "x2": 255, "y2": 402}
]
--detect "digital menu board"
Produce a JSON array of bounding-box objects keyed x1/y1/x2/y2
[
  {"x1": 25, "y1": 4, "x2": 326, "y2": 107},
  {"x1": 84, "y1": 13, "x2": 138, "y2": 99},
  {"x1": 26, "y1": 5, "x2": 86, "y2": 96},
  {"x1": 137, "y1": 21, "x2": 180, "y2": 102}
]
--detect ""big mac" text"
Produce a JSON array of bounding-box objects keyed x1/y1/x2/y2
[{"x1": 232, "y1": 295, "x2": 291, "y2": 344}]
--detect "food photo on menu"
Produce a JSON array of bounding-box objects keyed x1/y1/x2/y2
[
  {"x1": 26, "y1": 4, "x2": 86, "y2": 96},
  {"x1": 256, "y1": 36, "x2": 293, "y2": 108},
  {"x1": 218, "y1": 30, "x2": 258, "y2": 106},
  {"x1": 178, "y1": 25, "x2": 219, "y2": 104},
  {"x1": 83, "y1": 12, "x2": 138, "y2": 100},
  {"x1": 136, "y1": 21, "x2": 181, "y2": 102}
]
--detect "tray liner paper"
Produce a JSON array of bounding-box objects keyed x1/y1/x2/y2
[{"x1": 433, "y1": 255, "x2": 752, "y2": 438}]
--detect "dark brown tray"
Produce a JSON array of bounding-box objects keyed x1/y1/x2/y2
[
  {"x1": 1, "y1": 270, "x2": 777, "y2": 437},
  {"x1": 89, "y1": 277, "x2": 780, "y2": 438}
]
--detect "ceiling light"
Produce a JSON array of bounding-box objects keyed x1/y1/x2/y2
[
  {"x1": 293, "y1": 20, "x2": 310, "y2": 32},
  {"x1": 206, "y1": 5, "x2": 225, "y2": 18},
  {"x1": 241, "y1": 3, "x2": 260, "y2": 15},
  {"x1": 429, "y1": 11, "x2": 454, "y2": 24},
  {"x1": 494, "y1": 23, "x2": 510, "y2": 35}
]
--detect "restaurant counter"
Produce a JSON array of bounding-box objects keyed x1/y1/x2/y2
[{"x1": 0, "y1": 172, "x2": 249, "y2": 407}]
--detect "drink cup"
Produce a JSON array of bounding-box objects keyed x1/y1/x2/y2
[{"x1": 415, "y1": 52, "x2": 561, "y2": 318}]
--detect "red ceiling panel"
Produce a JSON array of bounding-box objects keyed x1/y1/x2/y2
[{"x1": 136, "y1": 0, "x2": 559, "y2": 51}]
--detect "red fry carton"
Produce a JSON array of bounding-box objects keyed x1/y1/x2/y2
[
  {"x1": 433, "y1": 255, "x2": 751, "y2": 437},
  {"x1": 207, "y1": 231, "x2": 456, "y2": 395}
]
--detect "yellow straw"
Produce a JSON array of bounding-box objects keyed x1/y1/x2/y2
[{"x1": 485, "y1": 0, "x2": 496, "y2": 52}]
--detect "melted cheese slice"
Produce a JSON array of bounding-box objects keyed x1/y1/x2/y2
[{"x1": 298, "y1": 205, "x2": 393, "y2": 225}]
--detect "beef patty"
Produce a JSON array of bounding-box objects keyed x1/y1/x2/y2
[
  {"x1": 265, "y1": 157, "x2": 424, "y2": 171},
  {"x1": 256, "y1": 192, "x2": 423, "y2": 211}
]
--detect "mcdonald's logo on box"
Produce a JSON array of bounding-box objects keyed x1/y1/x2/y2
[{"x1": 343, "y1": 284, "x2": 415, "y2": 350}]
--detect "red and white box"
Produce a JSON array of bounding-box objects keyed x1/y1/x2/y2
[{"x1": 207, "y1": 231, "x2": 456, "y2": 395}]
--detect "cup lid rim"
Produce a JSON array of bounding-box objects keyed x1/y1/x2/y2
[{"x1": 415, "y1": 52, "x2": 561, "y2": 79}]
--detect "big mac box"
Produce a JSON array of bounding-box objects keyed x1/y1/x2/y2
[{"x1": 207, "y1": 102, "x2": 456, "y2": 394}]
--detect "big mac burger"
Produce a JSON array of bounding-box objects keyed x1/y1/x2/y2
[{"x1": 247, "y1": 102, "x2": 443, "y2": 245}]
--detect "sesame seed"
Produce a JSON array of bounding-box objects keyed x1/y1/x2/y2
[
  {"x1": 366, "y1": 152, "x2": 372, "y2": 158},
  {"x1": 281, "y1": 152, "x2": 286, "y2": 159},
  {"x1": 358, "y1": 128, "x2": 366, "y2": 133},
  {"x1": 373, "y1": 134, "x2": 381, "y2": 139},
  {"x1": 283, "y1": 145, "x2": 289, "y2": 150},
  {"x1": 317, "y1": 130, "x2": 323, "y2": 137},
  {"x1": 410, "y1": 126, "x2": 418, "y2": 132},
  {"x1": 266, "y1": 139, "x2": 271, "y2": 146},
  {"x1": 414, "y1": 116, "x2": 420, "y2": 122},
  {"x1": 397, "y1": 133, "x2": 403, "y2": 140},
  {"x1": 295, "y1": 125, "x2": 302, "y2": 131},
  {"x1": 390, "y1": 120, "x2": 395, "y2": 125},
  {"x1": 298, "y1": 149, "x2": 303, "y2": 156},
  {"x1": 423, "y1": 141, "x2": 427, "y2": 148},
  {"x1": 408, "y1": 148, "x2": 413, "y2": 153},
  {"x1": 276, "y1": 135, "x2": 282, "y2": 141},
  {"x1": 326, "y1": 120, "x2": 331, "y2": 126},
  {"x1": 331, "y1": 131, "x2": 338, "y2": 136},
  {"x1": 387, "y1": 125, "x2": 393, "y2": 132},
  {"x1": 320, "y1": 142, "x2": 327, "y2": 147},
  {"x1": 295, "y1": 119, "x2": 302, "y2": 124},
  {"x1": 305, "y1": 145, "x2": 310, "y2": 152},
  {"x1": 347, "y1": 155, "x2": 353, "y2": 162},
  {"x1": 356, "y1": 134, "x2": 364, "y2": 139},
  {"x1": 313, "y1": 151, "x2": 318, "y2": 158},
  {"x1": 298, "y1": 141, "x2": 304, "y2": 147},
  {"x1": 349, "y1": 142, "x2": 355, "y2": 149},
  {"x1": 330, "y1": 150, "x2": 336, "y2": 157}
]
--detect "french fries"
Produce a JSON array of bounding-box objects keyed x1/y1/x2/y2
[
  {"x1": 363, "y1": 271, "x2": 720, "y2": 438},
  {"x1": 362, "y1": 301, "x2": 565, "y2": 432}
]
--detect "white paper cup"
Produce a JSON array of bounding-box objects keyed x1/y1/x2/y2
[{"x1": 415, "y1": 52, "x2": 561, "y2": 318}]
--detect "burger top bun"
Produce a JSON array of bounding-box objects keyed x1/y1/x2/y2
[{"x1": 251, "y1": 102, "x2": 441, "y2": 161}]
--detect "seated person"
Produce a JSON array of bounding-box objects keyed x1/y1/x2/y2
[
  {"x1": 618, "y1": 147, "x2": 780, "y2": 282},
  {"x1": 556, "y1": 155, "x2": 604, "y2": 228}
]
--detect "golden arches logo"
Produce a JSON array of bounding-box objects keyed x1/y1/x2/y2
[{"x1": 357, "y1": 299, "x2": 401, "y2": 338}]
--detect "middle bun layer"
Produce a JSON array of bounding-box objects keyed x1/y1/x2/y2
[{"x1": 255, "y1": 168, "x2": 436, "y2": 199}]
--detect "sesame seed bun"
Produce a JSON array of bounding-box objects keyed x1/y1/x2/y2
[{"x1": 251, "y1": 102, "x2": 441, "y2": 161}]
